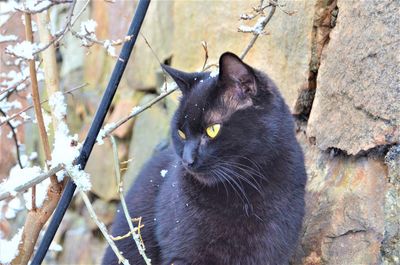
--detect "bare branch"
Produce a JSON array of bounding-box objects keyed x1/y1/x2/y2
[
  {"x1": 79, "y1": 190, "x2": 130, "y2": 265},
  {"x1": 12, "y1": 13, "x2": 66, "y2": 265},
  {"x1": 70, "y1": 28, "x2": 133, "y2": 56},
  {"x1": 24, "y1": 13, "x2": 55, "y2": 186},
  {"x1": 14, "y1": 0, "x2": 73, "y2": 14},
  {"x1": 0, "y1": 61, "x2": 42, "y2": 98},
  {"x1": 140, "y1": 33, "x2": 162, "y2": 65},
  {"x1": 0, "y1": 108, "x2": 22, "y2": 168},
  {"x1": 201, "y1": 41, "x2": 209, "y2": 71},
  {"x1": 30, "y1": 0, "x2": 77, "y2": 56},
  {"x1": 37, "y1": 7, "x2": 67, "y2": 134},
  {"x1": 140, "y1": 33, "x2": 168, "y2": 91},
  {"x1": 109, "y1": 221, "x2": 144, "y2": 241},
  {"x1": 98, "y1": 83, "x2": 178, "y2": 142},
  {"x1": 110, "y1": 136, "x2": 151, "y2": 264},
  {"x1": 0, "y1": 83, "x2": 86, "y2": 127},
  {"x1": 0, "y1": 164, "x2": 64, "y2": 201},
  {"x1": 240, "y1": 1, "x2": 277, "y2": 59}
]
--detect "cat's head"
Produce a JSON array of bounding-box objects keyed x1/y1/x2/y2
[{"x1": 163, "y1": 52, "x2": 287, "y2": 186}]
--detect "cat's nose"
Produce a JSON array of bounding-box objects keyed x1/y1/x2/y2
[
  {"x1": 182, "y1": 148, "x2": 195, "y2": 167},
  {"x1": 182, "y1": 140, "x2": 198, "y2": 167},
  {"x1": 182, "y1": 157, "x2": 194, "y2": 167}
]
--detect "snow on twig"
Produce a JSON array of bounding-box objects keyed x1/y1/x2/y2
[
  {"x1": 239, "y1": 0, "x2": 277, "y2": 59},
  {"x1": 0, "y1": 34, "x2": 18, "y2": 43},
  {"x1": 5, "y1": 41, "x2": 45, "y2": 60},
  {"x1": 0, "y1": 164, "x2": 64, "y2": 201},
  {"x1": 0, "y1": 228, "x2": 24, "y2": 264},
  {"x1": 0, "y1": 84, "x2": 86, "y2": 128},
  {"x1": 48, "y1": 92, "x2": 91, "y2": 191},
  {"x1": 14, "y1": 0, "x2": 73, "y2": 14}
]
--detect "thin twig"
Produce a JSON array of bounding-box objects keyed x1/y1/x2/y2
[
  {"x1": 202, "y1": 63, "x2": 219, "y2": 72},
  {"x1": 0, "y1": 83, "x2": 86, "y2": 127},
  {"x1": 37, "y1": 8, "x2": 66, "y2": 134},
  {"x1": 0, "y1": 61, "x2": 43, "y2": 101},
  {"x1": 0, "y1": 164, "x2": 64, "y2": 201},
  {"x1": 98, "y1": 84, "x2": 178, "y2": 142},
  {"x1": 24, "y1": 13, "x2": 56, "y2": 188},
  {"x1": 15, "y1": 0, "x2": 73, "y2": 14},
  {"x1": 70, "y1": 28, "x2": 132, "y2": 52},
  {"x1": 109, "y1": 223, "x2": 144, "y2": 241},
  {"x1": 240, "y1": 1, "x2": 276, "y2": 59},
  {"x1": 79, "y1": 190, "x2": 130, "y2": 265},
  {"x1": 0, "y1": 75, "x2": 30, "y2": 97},
  {"x1": 31, "y1": 0, "x2": 77, "y2": 56},
  {"x1": 140, "y1": 33, "x2": 162, "y2": 65},
  {"x1": 140, "y1": 33, "x2": 168, "y2": 91},
  {"x1": 110, "y1": 136, "x2": 151, "y2": 264},
  {"x1": 24, "y1": 14, "x2": 38, "y2": 210},
  {"x1": 0, "y1": 108, "x2": 22, "y2": 168},
  {"x1": 201, "y1": 41, "x2": 209, "y2": 71}
]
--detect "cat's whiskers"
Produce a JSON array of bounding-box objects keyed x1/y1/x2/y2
[
  {"x1": 208, "y1": 154, "x2": 266, "y2": 181},
  {"x1": 207, "y1": 155, "x2": 267, "y2": 198},
  {"x1": 213, "y1": 168, "x2": 247, "y2": 206},
  {"x1": 218, "y1": 154, "x2": 263, "y2": 172},
  {"x1": 216, "y1": 161, "x2": 264, "y2": 186},
  {"x1": 209, "y1": 168, "x2": 230, "y2": 199},
  {"x1": 217, "y1": 164, "x2": 263, "y2": 196},
  {"x1": 214, "y1": 167, "x2": 251, "y2": 208}
]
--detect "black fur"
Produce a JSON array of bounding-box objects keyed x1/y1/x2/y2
[{"x1": 102, "y1": 52, "x2": 307, "y2": 265}]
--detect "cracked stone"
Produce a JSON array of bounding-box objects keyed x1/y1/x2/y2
[
  {"x1": 293, "y1": 133, "x2": 387, "y2": 264},
  {"x1": 382, "y1": 145, "x2": 400, "y2": 264},
  {"x1": 307, "y1": 0, "x2": 400, "y2": 155}
]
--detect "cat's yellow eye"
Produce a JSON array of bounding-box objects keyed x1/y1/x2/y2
[
  {"x1": 178, "y1": 129, "x2": 186, "y2": 140},
  {"x1": 206, "y1": 124, "x2": 221, "y2": 139}
]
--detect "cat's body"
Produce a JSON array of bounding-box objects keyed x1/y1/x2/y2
[{"x1": 103, "y1": 53, "x2": 307, "y2": 265}]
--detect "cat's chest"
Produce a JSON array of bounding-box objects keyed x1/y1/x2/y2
[{"x1": 154, "y1": 174, "x2": 267, "y2": 256}]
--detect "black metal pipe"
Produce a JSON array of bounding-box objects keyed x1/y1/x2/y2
[{"x1": 32, "y1": 1, "x2": 150, "y2": 263}]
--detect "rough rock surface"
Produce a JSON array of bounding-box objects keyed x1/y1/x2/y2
[
  {"x1": 58, "y1": 228, "x2": 104, "y2": 265},
  {"x1": 307, "y1": 0, "x2": 400, "y2": 155},
  {"x1": 382, "y1": 145, "x2": 400, "y2": 264},
  {"x1": 294, "y1": 133, "x2": 387, "y2": 265}
]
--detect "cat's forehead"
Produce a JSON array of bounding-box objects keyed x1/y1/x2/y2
[
  {"x1": 178, "y1": 78, "x2": 216, "y2": 127},
  {"x1": 179, "y1": 81, "x2": 251, "y2": 130}
]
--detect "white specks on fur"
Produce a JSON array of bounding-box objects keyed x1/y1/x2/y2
[{"x1": 160, "y1": 169, "x2": 168, "y2": 178}]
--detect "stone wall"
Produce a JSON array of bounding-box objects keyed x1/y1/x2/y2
[{"x1": 76, "y1": 0, "x2": 399, "y2": 264}]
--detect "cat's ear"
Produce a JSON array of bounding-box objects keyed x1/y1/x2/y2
[
  {"x1": 218, "y1": 52, "x2": 256, "y2": 96},
  {"x1": 161, "y1": 64, "x2": 194, "y2": 94}
]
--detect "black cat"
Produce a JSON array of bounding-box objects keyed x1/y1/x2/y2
[{"x1": 102, "y1": 52, "x2": 307, "y2": 265}]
